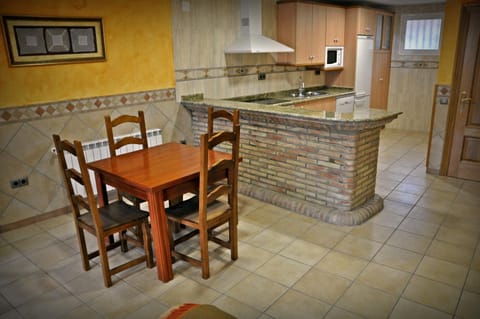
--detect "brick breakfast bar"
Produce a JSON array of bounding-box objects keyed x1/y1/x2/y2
[{"x1": 183, "y1": 95, "x2": 401, "y2": 225}]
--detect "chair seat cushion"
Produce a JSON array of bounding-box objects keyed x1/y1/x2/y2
[
  {"x1": 165, "y1": 196, "x2": 229, "y2": 223},
  {"x1": 78, "y1": 201, "x2": 149, "y2": 231},
  {"x1": 160, "y1": 303, "x2": 236, "y2": 319}
]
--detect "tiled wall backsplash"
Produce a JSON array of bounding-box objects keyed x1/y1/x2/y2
[
  {"x1": 175, "y1": 64, "x2": 306, "y2": 82},
  {"x1": 390, "y1": 60, "x2": 439, "y2": 69},
  {"x1": 0, "y1": 88, "x2": 192, "y2": 231}
]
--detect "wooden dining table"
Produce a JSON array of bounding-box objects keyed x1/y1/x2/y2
[{"x1": 87, "y1": 142, "x2": 232, "y2": 282}]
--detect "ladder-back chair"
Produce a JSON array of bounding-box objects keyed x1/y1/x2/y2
[{"x1": 53, "y1": 134, "x2": 153, "y2": 287}]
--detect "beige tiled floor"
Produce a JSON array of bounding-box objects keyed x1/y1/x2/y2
[{"x1": 1, "y1": 129, "x2": 480, "y2": 319}]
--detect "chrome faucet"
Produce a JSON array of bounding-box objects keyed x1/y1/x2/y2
[{"x1": 298, "y1": 76, "x2": 305, "y2": 97}]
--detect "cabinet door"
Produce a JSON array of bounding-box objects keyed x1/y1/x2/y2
[
  {"x1": 295, "y1": 97, "x2": 336, "y2": 112},
  {"x1": 357, "y1": 8, "x2": 376, "y2": 36},
  {"x1": 277, "y1": 2, "x2": 325, "y2": 65},
  {"x1": 370, "y1": 50, "x2": 391, "y2": 109},
  {"x1": 311, "y1": 5, "x2": 326, "y2": 64},
  {"x1": 326, "y1": 6, "x2": 345, "y2": 46}
]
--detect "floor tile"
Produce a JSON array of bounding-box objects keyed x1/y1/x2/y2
[
  {"x1": 456, "y1": 290, "x2": 480, "y2": 319},
  {"x1": 213, "y1": 295, "x2": 262, "y2": 319},
  {"x1": 357, "y1": 262, "x2": 411, "y2": 296},
  {"x1": 324, "y1": 307, "x2": 365, "y2": 319},
  {"x1": 234, "y1": 242, "x2": 274, "y2": 272},
  {"x1": 158, "y1": 278, "x2": 220, "y2": 307},
  {"x1": 386, "y1": 190, "x2": 420, "y2": 205},
  {"x1": 266, "y1": 289, "x2": 331, "y2": 319},
  {"x1": 246, "y1": 228, "x2": 294, "y2": 253},
  {"x1": 315, "y1": 251, "x2": 368, "y2": 280},
  {"x1": 279, "y1": 238, "x2": 329, "y2": 266},
  {"x1": 293, "y1": 267, "x2": 352, "y2": 304},
  {"x1": 397, "y1": 217, "x2": 439, "y2": 238},
  {"x1": 374, "y1": 245, "x2": 423, "y2": 273},
  {"x1": 349, "y1": 222, "x2": 395, "y2": 243},
  {"x1": 415, "y1": 256, "x2": 468, "y2": 288},
  {"x1": 387, "y1": 230, "x2": 432, "y2": 254},
  {"x1": 336, "y1": 282, "x2": 398, "y2": 319},
  {"x1": 334, "y1": 234, "x2": 383, "y2": 260},
  {"x1": 15, "y1": 286, "x2": 82, "y2": 319},
  {"x1": 407, "y1": 206, "x2": 446, "y2": 225},
  {"x1": 299, "y1": 224, "x2": 347, "y2": 249},
  {"x1": 255, "y1": 254, "x2": 310, "y2": 287},
  {"x1": 402, "y1": 275, "x2": 461, "y2": 314},
  {"x1": 435, "y1": 226, "x2": 479, "y2": 249},
  {"x1": 389, "y1": 298, "x2": 451, "y2": 319},
  {"x1": 465, "y1": 270, "x2": 480, "y2": 294},
  {"x1": 226, "y1": 273, "x2": 287, "y2": 312},
  {"x1": 426, "y1": 240, "x2": 475, "y2": 266}
]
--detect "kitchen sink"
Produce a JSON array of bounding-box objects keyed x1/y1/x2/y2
[{"x1": 289, "y1": 90, "x2": 328, "y2": 98}]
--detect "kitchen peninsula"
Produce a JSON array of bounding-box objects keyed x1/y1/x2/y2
[{"x1": 183, "y1": 91, "x2": 401, "y2": 225}]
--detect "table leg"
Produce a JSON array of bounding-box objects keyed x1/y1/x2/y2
[{"x1": 148, "y1": 191, "x2": 174, "y2": 282}]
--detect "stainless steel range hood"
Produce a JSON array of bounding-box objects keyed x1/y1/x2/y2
[{"x1": 224, "y1": 0, "x2": 294, "y2": 54}]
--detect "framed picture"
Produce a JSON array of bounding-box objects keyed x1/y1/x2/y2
[{"x1": 1, "y1": 16, "x2": 105, "y2": 66}]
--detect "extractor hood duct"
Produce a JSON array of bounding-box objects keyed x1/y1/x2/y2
[{"x1": 224, "y1": 0, "x2": 294, "y2": 54}]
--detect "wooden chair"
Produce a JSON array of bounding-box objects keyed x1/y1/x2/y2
[
  {"x1": 208, "y1": 107, "x2": 239, "y2": 138},
  {"x1": 166, "y1": 124, "x2": 240, "y2": 279},
  {"x1": 104, "y1": 111, "x2": 148, "y2": 207},
  {"x1": 53, "y1": 134, "x2": 153, "y2": 287},
  {"x1": 105, "y1": 111, "x2": 149, "y2": 241}
]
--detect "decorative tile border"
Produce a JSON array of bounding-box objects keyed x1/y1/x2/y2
[
  {"x1": 0, "y1": 88, "x2": 176, "y2": 124},
  {"x1": 175, "y1": 64, "x2": 306, "y2": 82},
  {"x1": 391, "y1": 60, "x2": 439, "y2": 69}
]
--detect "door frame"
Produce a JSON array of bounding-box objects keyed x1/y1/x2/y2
[{"x1": 441, "y1": 3, "x2": 478, "y2": 176}]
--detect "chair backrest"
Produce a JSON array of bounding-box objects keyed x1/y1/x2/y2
[
  {"x1": 207, "y1": 107, "x2": 239, "y2": 139},
  {"x1": 198, "y1": 124, "x2": 240, "y2": 220},
  {"x1": 52, "y1": 134, "x2": 103, "y2": 233},
  {"x1": 104, "y1": 111, "x2": 148, "y2": 157}
]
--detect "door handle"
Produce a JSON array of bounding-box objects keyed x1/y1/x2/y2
[{"x1": 460, "y1": 91, "x2": 472, "y2": 112}]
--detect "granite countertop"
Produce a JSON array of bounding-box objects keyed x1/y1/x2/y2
[
  {"x1": 182, "y1": 86, "x2": 402, "y2": 126},
  {"x1": 223, "y1": 86, "x2": 355, "y2": 106}
]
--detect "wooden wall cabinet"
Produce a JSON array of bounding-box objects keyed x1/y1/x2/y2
[
  {"x1": 370, "y1": 11, "x2": 393, "y2": 109},
  {"x1": 356, "y1": 7, "x2": 377, "y2": 36},
  {"x1": 326, "y1": 6, "x2": 345, "y2": 46},
  {"x1": 277, "y1": 2, "x2": 326, "y2": 65},
  {"x1": 295, "y1": 97, "x2": 336, "y2": 112}
]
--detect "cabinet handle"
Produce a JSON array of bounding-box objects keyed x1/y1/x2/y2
[{"x1": 379, "y1": 78, "x2": 384, "y2": 81}]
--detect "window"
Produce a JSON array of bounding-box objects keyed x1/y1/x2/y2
[{"x1": 399, "y1": 13, "x2": 443, "y2": 55}]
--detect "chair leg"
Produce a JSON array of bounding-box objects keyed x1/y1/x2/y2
[
  {"x1": 76, "y1": 228, "x2": 90, "y2": 271},
  {"x1": 142, "y1": 222, "x2": 154, "y2": 268},
  {"x1": 120, "y1": 231, "x2": 128, "y2": 252},
  {"x1": 97, "y1": 236, "x2": 113, "y2": 287},
  {"x1": 229, "y1": 219, "x2": 238, "y2": 260},
  {"x1": 200, "y1": 229, "x2": 210, "y2": 279}
]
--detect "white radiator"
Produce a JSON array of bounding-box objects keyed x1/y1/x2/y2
[{"x1": 60, "y1": 129, "x2": 162, "y2": 197}]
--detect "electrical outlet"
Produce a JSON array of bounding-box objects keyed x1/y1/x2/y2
[
  {"x1": 258, "y1": 73, "x2": 266, "y2": 80},
  {"x1": 10, "y1": 177, "x2": 29, "y2": 189}
]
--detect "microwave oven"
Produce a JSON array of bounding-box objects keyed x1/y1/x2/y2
[{"x1": 325, "y1": 46, "x2": 344, "y2": 69}]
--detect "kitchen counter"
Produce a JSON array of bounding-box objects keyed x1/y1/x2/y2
[
  {"x1": 182, "y1": 94, "x2": 401, "y2": 225},
  {"x1": 223, "y1": 86, "x2": 355, "y2": 107}
]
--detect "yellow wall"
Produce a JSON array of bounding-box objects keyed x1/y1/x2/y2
[
  {"x1": 0, "y1": 0, "x2": 175, "y2": 108},
  {"x1": 437, "y1": 0, "x2": 479, "y2": 84}
]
